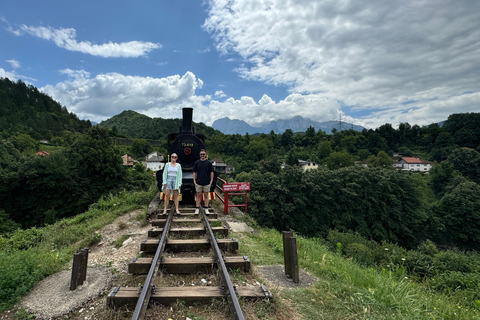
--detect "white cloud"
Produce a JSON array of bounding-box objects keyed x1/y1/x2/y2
[
  {"x1": 0, "y1": 68, "x2": 18, "y2": 80},
  {"x1": 214, "y1": 90, "x2": 226, "y2": 98},
  {"x1": 41, "y1": 72, "x2": 204, "y2": 123},
  {"x1": 59, "y1": 68, "x2": 90, "y2": 79},
  {"x1": 204, "y1": 0, "x2": 480, "y2": 128},
  {"x1": 10, "y1": 25, "x2": 161, "y2": 58},
  {"x1": 0, "y1": 67, "x2": 36, "y2": 83},
  {"x1": 6, "y1": 59, "x2": 20, "y2": 69}
]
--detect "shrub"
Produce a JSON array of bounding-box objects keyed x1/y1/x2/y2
[
  {"x1": 403, "y1": 250, "x2": 434, "y2": 278},
  {"x1": 432, "y1": 250, "x2": 473, "y2": 274},
  {"x1": 429, "y1": 271, "x2": 480, "y2": 293},
  {"x1": 0, "y1": 227, "x2": 45, "y2": 253},
  {"x1": 345, "y1": 243, "x2": 375, "y2": 266}
]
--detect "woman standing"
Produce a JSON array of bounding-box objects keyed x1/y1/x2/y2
[{"x1": 162, "y1": 153, "x2": 182, "y2": 214}]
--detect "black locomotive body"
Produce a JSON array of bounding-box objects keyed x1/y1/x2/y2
[{"x1": 167, "y1": 108, "x2": 205, "y2": 199}]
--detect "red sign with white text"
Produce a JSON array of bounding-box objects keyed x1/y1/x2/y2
[{"x1": 223, "y1": 182, "x2": 250, "y2": 192}]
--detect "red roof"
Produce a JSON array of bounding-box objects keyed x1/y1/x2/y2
[{"x1": 401, "y1": 157, "x2": 433, "y2": 164}]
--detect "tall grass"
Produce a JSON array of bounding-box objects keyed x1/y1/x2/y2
[
  {"x1": 237, "y1": 228, "x2": 480, "y2": 319},
  {"x1": 0, "y1": 187, "x2": 156, "y2": 312}
]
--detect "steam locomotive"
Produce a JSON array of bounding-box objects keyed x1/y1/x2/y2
[{"x1": 163, "y1": 107, "x2": 206, "y2": 199}]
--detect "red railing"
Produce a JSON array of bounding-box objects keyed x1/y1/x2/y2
[{"x1": 215, "y1": 178, "x2": 250, "y2": 214}]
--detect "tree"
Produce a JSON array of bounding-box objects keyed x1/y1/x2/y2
[
  {"x1": 130, "y1": 139, "x2": 152, "y2": 159},
  {"x1": 66, "y1": 127, "x2": 127, "y2": 211},
  {"x1": 434, "y1": 180, "x2": 480, "y2": 250},
  {"x1": 317, "y1": 141, "x2": 332, "y2": 159},
  {"x1": 280, "y1": 129, "x2": 294, "y2": 151},
  {"x1": 325, "y1": 151, "x2": 355, "y2": 170},
  {"x1": 447, "y1": 147, "x2": 480, "y2": 184},
  {"x1": 366, "y1": 151, "x2": 394, "y2": 168}
]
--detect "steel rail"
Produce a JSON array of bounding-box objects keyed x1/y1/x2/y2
[
  {"x1": 201, "y1": 207, "x2": 245, "y2": 320},
  {"x1": 131, "y1": 204, "x2": 174, "y2": 320}
]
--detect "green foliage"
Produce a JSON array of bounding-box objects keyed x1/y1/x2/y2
[
  {"x1": 238, "y1": 167, "x2": 423, "y2": 248},
  {"x1": 0, "y1": 188, "x2": 155, "y2": 312},
  {"x1": 433, "y1": 179, "x2": 480, "y2": 250},
  {"x1": 0, "y1": 78, "x2": 91, "y2": 139},
  {"x1": 0, "y1": 248, "x2": 61, "y2": 311},
  {"x1": 97, "y1": 109, "x2": 219, "y2": 140},
  {"x1": 0, "y1": 210, "x2": 20, "y2": 234},
  {"x1": 324, "y1": 151, "x2": 355, "y2": 169},
  {"x1": 366, "y1": 150, "x2": 394, "y2": 168},
  {"x1": 130, "y1": 139, "x2": 152, "y2": 159},
  {"x1": 0, "y1": 227, "x2": 44, "y2": 252}
]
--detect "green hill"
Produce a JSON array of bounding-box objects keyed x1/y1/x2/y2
[
  {"x1": 98, "y1": 109, "x2": 220, "y2": 140},
  {"x1": 0, "y1": 78, "x2": 91, "y2": 139}
]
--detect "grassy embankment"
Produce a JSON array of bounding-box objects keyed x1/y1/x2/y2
[
  {"x1": 0, "y1": 187, "x2": 156, "y2": 312},
  {"x1": 2, "y1": 188, "x2": 480, "y2": 319}
]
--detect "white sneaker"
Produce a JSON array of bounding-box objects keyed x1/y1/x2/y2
[
  {"x1": 205, "y1": 208, "x2": 209, "y2": 214},
  {"x1": 195, "y1": 207, "x2": 199, "y2": 214}
]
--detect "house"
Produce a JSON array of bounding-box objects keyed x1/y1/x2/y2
[
  {"x1": 142, "y1": 151, "x2": 165, "y2": 171},
  {"x1": 35, "y1": 150, "x2": 50, "y2": 156},
  {"x1": 211, "y1": 158, "x2": 235, "y2": 175},
  {"x1": 121, "y1": 154, "x2": 135, "y2": 167},
  {"x1": 298, "y1": 160, "x2": 318, "y2": 172},
  {"x1": 398, "y1": 157, "x2": 433, "y2": 172}
]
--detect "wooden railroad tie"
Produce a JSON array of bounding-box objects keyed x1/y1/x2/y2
[
  {"x1": 148, "y1": 226, "x2": 228, "y2": 237},
  {"x1": 128, "y1": 256, "x2": 251, "y2": 274},
  {"x1": 151, "y1": 218, "x2": 221, "y2": 228},
  {"x1": 140, "y1": 238, "x2": 239, "y2": 253},
  {"x1": 107, "y1": 285, "x2": 271, "y2": 309}
]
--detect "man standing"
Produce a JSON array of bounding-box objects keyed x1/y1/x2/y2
[{"x1": 193, "y1": 149, "x2": 214, "y2": 214}]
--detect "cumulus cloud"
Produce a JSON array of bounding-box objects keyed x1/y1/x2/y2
[
  {"x1": 41, "y1": 72, "x2": 204, "y2": 123},
  {"x1": 9, "y1": 25, "x2": 160, "y2": 58},
  {"x1": 204, "y1": 0, "x2": 480, "y2": 127}
]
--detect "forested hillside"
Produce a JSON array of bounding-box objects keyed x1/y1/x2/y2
[
  {"x1": 97, "y1": 109, "x2": 220, "y2": 140},
  {"x1": 0, "y1": 78, "x2": 91, "y2": 139},
  {"x1": 0, "y1": 79, "x2": 153, "y2": 233}
]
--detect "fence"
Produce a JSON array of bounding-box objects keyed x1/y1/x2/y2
[{"x1": 215, "y1": 178, "x2": 250, "y2": 214}]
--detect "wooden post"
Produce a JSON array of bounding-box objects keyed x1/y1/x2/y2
[
  {"x1": 289, "y1": 237, "x2": 299, "y2": 283},
  {"x1": 70, "y1": 248, "x2": 89, "y2": 290},
  {"x1": 282, "y1": 231, "x2": 293, "y2": 277},
  {"x1": 70, "y1": 251, "x2": 81, "y2": 290},
  {"x1": 82, "y1": 248, "x2": 89, "y2": 282}
]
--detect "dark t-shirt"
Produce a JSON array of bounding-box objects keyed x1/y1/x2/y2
[{"x1": 193, "y1": 159, "x2": 213, "y2": 185}]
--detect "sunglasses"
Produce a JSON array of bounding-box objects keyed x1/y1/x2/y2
[
  {"x1": 171, "y1": 156, "x2": 177, "y2": 158},
  {"x1": 200, "y1": 153, "x2": 206, "y2": 156}
]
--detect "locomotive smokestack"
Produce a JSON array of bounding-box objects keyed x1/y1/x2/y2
[{"x1": 181, "y1": 107, "x2": 194, "y2": 135}]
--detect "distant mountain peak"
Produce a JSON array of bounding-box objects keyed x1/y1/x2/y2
[{"x1": 212, "y1": 116, "x2": 364, "y2": 135}]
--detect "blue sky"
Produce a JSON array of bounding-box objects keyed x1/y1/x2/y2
[{"x1": 1, "y1": 0, "x2": 479, "y2": 129}]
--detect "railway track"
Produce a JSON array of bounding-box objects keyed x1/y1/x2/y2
[{"x1": 107, "y1": 201, "x2": 272, "y2": 319}]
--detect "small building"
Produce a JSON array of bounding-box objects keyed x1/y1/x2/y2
[
  {"x1": 121, "y1": 153, "x2": 135, "y2": 167},
  {"x1": 212, "y1": 158, "x2": 235, "y2": 175},
  {"x1": 142, "y1": 151, "x2": 165, "y2": 171},
  {"x1": 298, "y1": 160, "x2": 318, "y2": 172},
  {"x1": 398, "y1": 157, "x2": 433, "y2": 172},
  {"x1": 35, "y1": 150, "x2": 50, "y2": 156}
]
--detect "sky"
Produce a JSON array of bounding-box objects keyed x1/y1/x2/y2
[{"x1": 1, "y1": 0, "x2": 479, "y2": 130}]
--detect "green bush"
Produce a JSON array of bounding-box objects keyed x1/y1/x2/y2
[
  {"x1": 345, "y1": 243, "x2": 375, "y2": 266},
  {"x1": 0, "y1": 227, "x2": 45, "y2": 253},
  {"x1": 403, "y1": 250, "x2": 434, "y2": 278},
  {"x1": 429, "y1": 271, "x2": 480, "y2": 293},
  {"x1": 0, "y1": 248, "x2": 61, "y2": 312},
  {"x1": 432, "y1": 250, "x2": 473, "y2": 274}
]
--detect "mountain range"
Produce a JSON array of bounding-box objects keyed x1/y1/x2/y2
[{"x1": 212, "y1": 116, "x2": 365, "y2": 135}]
